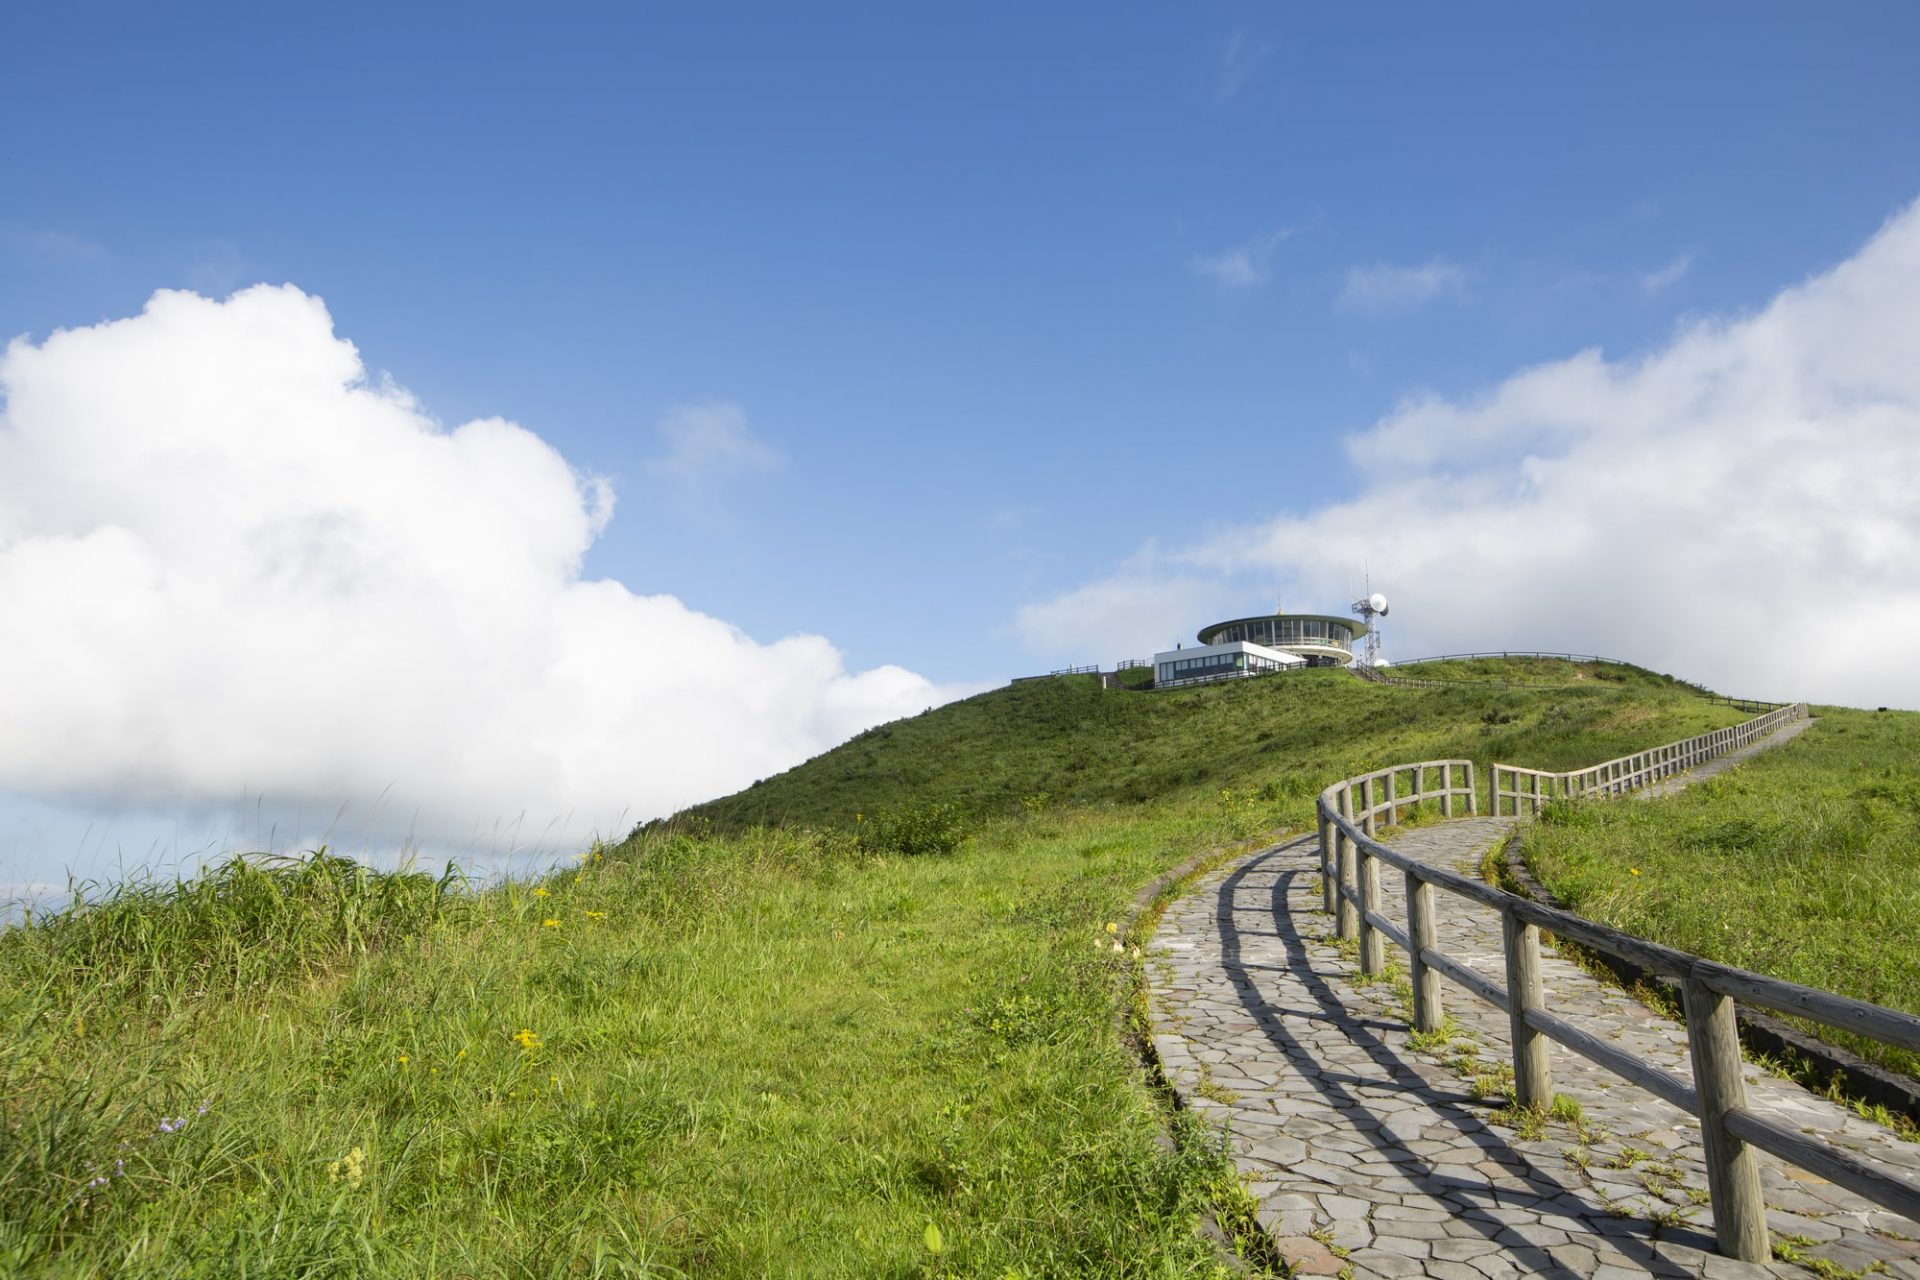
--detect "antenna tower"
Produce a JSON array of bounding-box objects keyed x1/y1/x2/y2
[{"x1": 1350, "y1": 573, "x2": 1388, "y2": 668}]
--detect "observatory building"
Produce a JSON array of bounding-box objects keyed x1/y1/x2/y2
[{"x1": 1152, "y1": 607, "x2": 1370, "y2": 690}]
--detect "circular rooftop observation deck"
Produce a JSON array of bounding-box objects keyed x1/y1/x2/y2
[{"x1": 1197, "y1": 613, "x2": 1366, "y2": 665}]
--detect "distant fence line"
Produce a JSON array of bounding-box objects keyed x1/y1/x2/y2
[
  {"x1": 1312, "y1": 703, "x2": 1920, "y2": 1263},
  {"x1": 1490, "y1": 702, "x2": 1808, "y2": 816},
  {"x1": 1014, "y1": 652, "x2": 1790, "y2": 714}
]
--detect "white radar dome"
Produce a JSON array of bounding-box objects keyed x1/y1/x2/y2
[{"x1": 1369, "y1": 593, "x2": 1389, "y2": 615}]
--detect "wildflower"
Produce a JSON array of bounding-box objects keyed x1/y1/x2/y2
[
  {"x1": 549, "y1": 1074, "x2": 558, "y2": 1085},
  {"x1": 398, "y1": 1055, "x2": 409, "y2": 1067},
  {"x1": 533, "y1": 886, "x2": 550, "y2": 898},
  {"x1": 1130, "y1": 945, "x2": 1141, "y2": 959},
  {"x1": 327, "y1": 1146, "x2": 367, "y2": 1188},
  {"x1": 585, "y1": 910, "x2": 606, "y2": 920},
  {"x1": 1630, "y1": 868, "x2": 1642, "y2": 876},
  {"x1": 542, "y1": 918, "x2": 560, "y2": 928},
  {"x1": 1104, "y1": 922, "x2": 1118, "y2": 935},
  {"x1": 514, "y1": 1028, "x2": 542, "y2": 1052},
  {"x1": 1111, "y1": 940, "x2": 1124, "y2": 953}
]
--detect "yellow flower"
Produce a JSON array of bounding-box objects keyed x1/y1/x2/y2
[
  {"x1": 533, "y1": 886, "x2": 550, "y2": 898},
  {"x1": 549, "y1": 1074, "x2": 558, "y2": 1085},
  {"x1": 1630, "y1": 868, "x2": 1642, "y2": 876},
  {"x1": 398, "y1": 1054, "x2": 409, "y2": 1067},
  {"x1": 1104, "y1": 922, "x2": 1118, "y2": 935},
  {"x1": 327, "y1": 1146, "x2": 367, "y2": 1187},
  {"x1": 542, "y1": 918, "x2": 560, "y2": 928},
  {"x1": 585, "y1": 910, "x2": 606, "y2": 920},
  {"x1": 514, "y1": 1028, "x2": 542, "y2": 1052}
]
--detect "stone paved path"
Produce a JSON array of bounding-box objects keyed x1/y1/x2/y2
[{"x1": 1149, "y1": 727, "x2": 1920, "y2": 1279}]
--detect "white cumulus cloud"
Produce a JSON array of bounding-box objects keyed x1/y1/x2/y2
[
  {"x1": 1028, "y1": 199, "x2": 1920, "y2": 710},
  {"x1": 0, "y1": 286, "x2": 962, "y2": 852}
]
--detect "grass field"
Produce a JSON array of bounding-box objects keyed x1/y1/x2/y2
[
  {"x1": 1521, "y1": 707, "x2": 1920, "y2": 1081},
  {"x1": 0, "y1": 659, "x2": 1785, "y2": 1276},
  {"x1": 3, "y1": 812, "x2": 1264, "y2": 1278}
]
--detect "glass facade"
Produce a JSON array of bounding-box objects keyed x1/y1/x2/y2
[
  {"x1": 1201, "y1": 616, "x2": 1355, "y2": 653},
  {"x1": 1154, "y1": 648, "x2": 1297, "y2": 688}
]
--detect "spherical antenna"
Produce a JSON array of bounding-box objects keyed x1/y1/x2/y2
[{"x1": 1369, "y1": 593, "x2": 1389, "y2": 616}]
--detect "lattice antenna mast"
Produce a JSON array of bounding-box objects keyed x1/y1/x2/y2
[{"x1": 1350, "y1": 573, "x2": 1388, "y2": 668}]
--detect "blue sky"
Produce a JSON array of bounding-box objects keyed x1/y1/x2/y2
[{"x1": 5, "y1": 4, "x2": 1920, "y2": 889}]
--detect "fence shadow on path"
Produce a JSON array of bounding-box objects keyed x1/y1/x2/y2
[{"x1": 1209, "y1": 840, "x2": 1723, "y2": 1277}]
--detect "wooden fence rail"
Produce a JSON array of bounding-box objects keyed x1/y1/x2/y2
[
  {"x1": 1489, "y1": 702, "x2": 1808, "y2": 816},
  {"x1": 1313, "y1": 703, "x2": 1920, "y2": 1263}
]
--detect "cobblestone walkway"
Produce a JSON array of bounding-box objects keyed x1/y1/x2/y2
[{"x1": 1149, "y1": 732, "x2": 1920, "y2": 1279}]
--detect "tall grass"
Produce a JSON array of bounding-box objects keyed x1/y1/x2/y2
[{"x1": 1, "y1": 814, "x2": 1252, "y2": 1277}]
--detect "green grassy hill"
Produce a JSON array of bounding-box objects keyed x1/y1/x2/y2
[
  {"x1": 675, "y1": 659, "x2": 1737, "y2": 835},
  {"x1": 0, "y1": 657, "x2": 1797, "y2": 1277}
]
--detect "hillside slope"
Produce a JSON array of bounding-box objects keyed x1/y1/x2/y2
[
  {"x1": 675, "y1": 659, "x2": 1745, "y2": 834},
  {"x1": 1, "y1": 656, "x2": 1794, "y2": 1277}
]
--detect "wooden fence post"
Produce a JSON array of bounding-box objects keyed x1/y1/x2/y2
[
  {"x1": 1386, "y1": 770, "x2": 1399, "y2": 826},
  {"x1": 1319, "y1": 806, "x2": 1337, "y2": 916},
  {"x1": 1465, "y1": 762, "x2": 1478, "y2": 814},
  {"x1": 1683, "y1": 973, "x2": 1769, "y2": 1263},
  {"x1": 1358, "y1": 844, "x2": 1384, "y2": 975},
  {"x1": 1336, "y1": 788, "x2": 1358, "y2": 941},
  {"x1": 1441, "y1": 763, "x2": 1455, "y2": 818},
  {"x1": 1502, "y1": 909, "x2": 1552, "y2": 1109},
  {"x1": 1406, "y1": 871, "x2": 1442, "y2": 1033}
]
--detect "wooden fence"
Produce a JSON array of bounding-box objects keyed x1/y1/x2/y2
[
  {"x1": 1314, "y1": 707, "x2": 1920, "y2": 1262},
  {"x1": 1489, "y1": 702, "x2": 1808, "y2": 816}
]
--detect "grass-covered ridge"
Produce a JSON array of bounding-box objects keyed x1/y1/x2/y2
[
  {"x1": 1521, "y1": 706, "x2": 1920, "y2": 1082},
  {"x1": 677, "y1": 659, "x2": 1739, "y2": 835},
  {"x1": 3, "y1": 658, "x2": 1770, "y2": 1275}
]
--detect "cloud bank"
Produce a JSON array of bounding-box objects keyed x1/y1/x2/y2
[
  {"x1": 0, "y1": 286, "x2": 959, "y2": 851},
  {"x1": 1025, "y1": 200, "x2": 1920, "y2": 710}
]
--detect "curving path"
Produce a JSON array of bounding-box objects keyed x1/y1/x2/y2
[{"x1": 1148, "y1": 731, "x2": 1920, "y2": 1279}]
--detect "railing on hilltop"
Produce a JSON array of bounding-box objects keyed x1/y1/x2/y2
[
  {"x1": 1353, "y1": 652, "x2": 1640, "y2": 691},
  {"x1": 1490, "y1": 703, "x2": 1807, "y2": 815},
  {"x1": 1312, "y1": 704, "x2": 1920, "y2": 1263}
]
